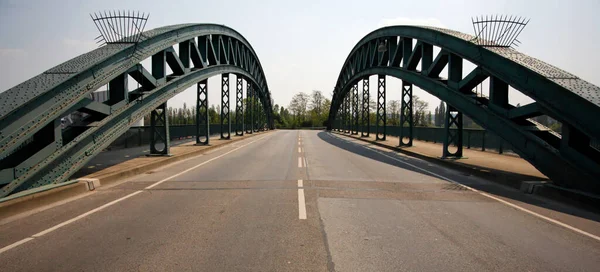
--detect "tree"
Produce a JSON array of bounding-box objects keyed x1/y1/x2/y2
[
  {"x1": 310, "y1": 90, "x2": 325, "y2": 116},
  {"x1": 435, "y1": 101, "x2": 446, "y2": 127},
  {"x1": 426, "y1": 111, "x2": 433, "y2": 127},
  {"x1": 387, "y1": 100, "x2": 400, "y2": 126},
  {"x1": 289, "y1": 92, "x2": 309, "y2": 122},
  {"x1": 413, "y1": 95, "x2": 429, "y2": 126}
]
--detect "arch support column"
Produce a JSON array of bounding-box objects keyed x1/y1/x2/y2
[
  {"x1": 442, "y1": 105, "x2": 463, "y2": 158},
  {"x1": 376, "y1": 74, "x2": 386, "y2": 140},
  {"x1": 344, "y1": 94, "x2": 351, "y2": 133},
  {"x1": 361, "y1": 78, "x2": 370, "y2": 137},
  {"x1": 399, "y1": 81, "x2": 413, "y2": 146},
  {"x1": 253, "y1": 93, "x2": 259, "y2": 132},
  {"x1": 149, "y1": 102, "x2": 171, "y2": 156},
  {"x1": 235, "y1": 76, "x2": 244, "y2": 136},
  {"x1": 246, "y1": 83, "x2": 253, "y2": 134},
  {"x1": 352, "y1": 84, "x2": 359, "y2": 135},
  {"x1": 221, "y1": 74, "x2": 231, "y2": 140},
  {"x1": 196, "y1": 79, "x2": 209, "y2": 145}
]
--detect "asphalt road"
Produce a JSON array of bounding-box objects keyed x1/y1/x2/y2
[{"x1": 1, "y1": 130, "x2": 599, "y2": 271}]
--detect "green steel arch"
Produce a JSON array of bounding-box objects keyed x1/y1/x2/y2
[
  {"x1": 0, "y1": 24, "x2": 273, "y2": 197},
  {"x1": 328, "y1": 26, "x2": 600, "y2": 193}
]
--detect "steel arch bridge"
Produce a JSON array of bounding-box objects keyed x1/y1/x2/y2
[
  {"x1": 0, "y1": 24, "x2": 273, "y2": 198},
  {"x1": 328, "y1": 26, "x2": 600, "y2": 193}
]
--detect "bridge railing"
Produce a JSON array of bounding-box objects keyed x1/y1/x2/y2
[
  {"x1": 106, "y1": 124, "x2": 224, "y2": 150},
  {"x1": 338, "y1": 125, "x2": 514, "y2": 154}
]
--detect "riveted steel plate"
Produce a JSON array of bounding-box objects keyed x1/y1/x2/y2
[
  {"x1": 46, "y1": 44, "x2": 129, "y2": 74},
  {"x1": 0, "y1": 73, "x2": 72, "y2": 116}
]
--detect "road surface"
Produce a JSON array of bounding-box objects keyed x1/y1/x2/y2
[{"x1": 1, "y1": 130, "x2": 599, "y2": 271}]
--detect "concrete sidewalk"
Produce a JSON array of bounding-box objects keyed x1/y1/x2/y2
[{"x1": 333, "y1": 131, "x2": 548, "y2": 185}]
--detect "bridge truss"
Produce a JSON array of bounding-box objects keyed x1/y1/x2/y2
[
  {"x1": 0, "y1": 24, "x2": 273, "y2": 198},
  {"x1": 328, "y1": 26, "x2": 600, "y2": 193}
]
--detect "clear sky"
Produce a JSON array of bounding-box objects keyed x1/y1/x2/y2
[{"x1": 1, "y1": 0, "x2": 599, "y2": 112}]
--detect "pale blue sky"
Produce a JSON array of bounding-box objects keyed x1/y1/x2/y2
[{"x1": 1, "y1": 0, "x2": 599, "y2": 112}]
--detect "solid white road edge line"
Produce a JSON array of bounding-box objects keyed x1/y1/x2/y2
[
  {"x1": 332, "y1": 133, "x2": 600, "y2": 243},
  {"x1": 0, "y1": 133, "x2": 273, "y2": 255}
]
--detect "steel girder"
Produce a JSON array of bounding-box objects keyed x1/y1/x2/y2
[
  {"x1": 221, "y1": 74, "x2": 231, "y2": 140},
  {"x1": 0, "y1": 24, "x2": 273, "y2": 197},
  {"x1": 399, "y1": 81, "x2": 413, "y2": 146},
  {"x1": 361, "y1": 78, "x2": 370, "y2": 137},
  {"x1": 196, "y1": 79, "x2": 209, "y2": 145},
  {"x1": 328, "y1": 26, "x2": 600, "y2": 193},
  {"x1": 235, "y1": 77, "x2": 244, "y2": 136}
]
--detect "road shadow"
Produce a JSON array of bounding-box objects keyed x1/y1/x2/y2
[{"x1": 316, "y1": 131, "x2": 600, "y2": 224}]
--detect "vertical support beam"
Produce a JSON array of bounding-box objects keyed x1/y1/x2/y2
[
  {"x1": 361, "y1": 78, "x2": 370, "y2": 137},
  {"x1": 399, "y1": 81, "x2": 413, "y2": 146},
  {"x1": 352, "y1": 84, "x2": 359, "y2": 135},
  {"x1": 489, "y1": 76, "x2": 509, "y2": 108},
  {"x1": 246, "y1": 83, "x2": 253, "y2": 134},
  {"x1": 421, "y1": 43, "x2": 433, "y2": 72},
  {"x1": 376, "y1": 74, "x2": 386, "y2": 140},
  {"x1": 179, "y1": 40, "x2": 191, "y2": 72},
  {"x1": 561, "y1": 124, "x2": 591, "y2": 154},
  {"x1": 149, "y1": 102, "x2": 170, "y2": 156},
  {"x1": 107, "y1": 73, "x2": 128, "y2": 106},
  {"x1": 402, "y1": 38, "x2": 413, "y2": 68},
  {"x1": 152, "y1": 50, "x2": 166, "y2": 85},
  {"x1": 442, "y1": 105, "x2": 463, "y2": 158},
  {"x1": 221, "y1": 74, "x2": 231, "y2": 139},
  {"x1": 235, "y1": 76, "x2": 244, "y2": 136},
  {"x1": 448, "y1": 53, "x2": 463, "y2": 88},
  {"x1": 196, "y1": 79, "x2": 209, "y2": 145}
]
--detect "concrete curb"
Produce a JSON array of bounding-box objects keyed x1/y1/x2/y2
[
  {"x1": 0, "y1": 131, "x2": 272, "y2": 221},
  {"x1": 331, "y1": 131, "x2": 547, "y2": 187},
  {"x1": 0, "y1": 181, "x2": 91, "y2": 221}
]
